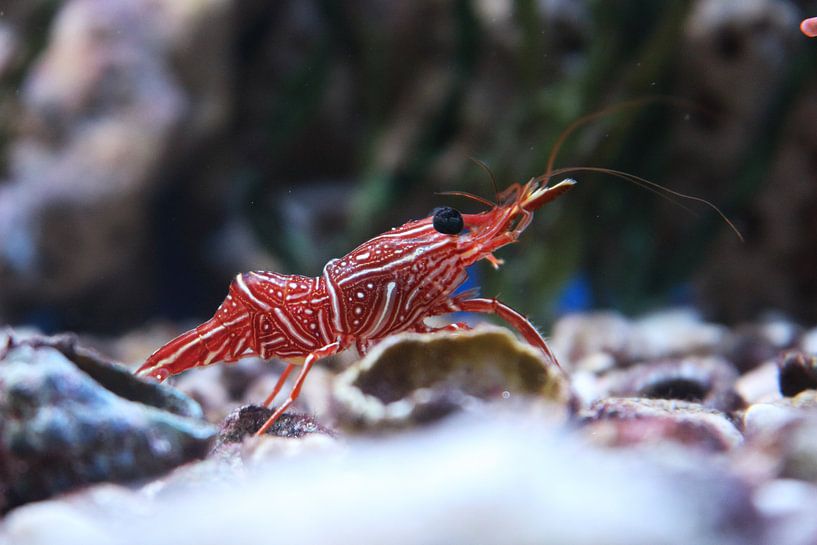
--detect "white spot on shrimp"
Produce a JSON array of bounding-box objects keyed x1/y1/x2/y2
[
  {"x1": 355, "y1": 252, "x2": 371, "y2": 261},
  {"x1": 356, "y1": 291, "x2": 365, "y2": 299},
  {"x1": 309, "y1": 323, "x2": 317, "y2": 330},
  {"x1": 366, "y1": 282, "x2": 374, "y2": 289},
  {"x1": 289, "y1": 282, "x2": 297, "y2": 289},
  {"x1": 304, "y1": 309, "x2": 314, "y2": 315},
  {"x1": 354, "y1": 307, "x2": 363, "y2": 315}
]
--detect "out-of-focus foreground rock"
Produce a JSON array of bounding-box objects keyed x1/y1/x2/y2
[
  {"x1": 0, "y1": 311, "x2": 815, "y2": 544},
  {"x1": 0, "y1": 332, "x2": 215, "y2": 512}
]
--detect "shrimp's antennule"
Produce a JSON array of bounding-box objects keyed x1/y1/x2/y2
[
  {"x1": 466, "y1": 155, "x2": 500, "y2": 204},
  {"x1": 435, "y1": 190, "x2": 496, "y2": 209}
]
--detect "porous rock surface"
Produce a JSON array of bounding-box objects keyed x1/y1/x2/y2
[{"x1": 0, "y1": 333, "x2": 215, "y2": 511}]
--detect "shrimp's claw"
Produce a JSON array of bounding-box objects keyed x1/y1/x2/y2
[{"x1": 485, "y1": 254, "x2": 505, "y2": 269}]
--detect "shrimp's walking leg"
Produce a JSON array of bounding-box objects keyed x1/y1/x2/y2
[
  {"x1": 255, "y1": 342, "x2": 341, "y2": 436},
  {"x1": 451, "y1": 298, "x2": 561, "y2": 370},
  {"x1": 262, "y1": 363, "x2": 295, "y2": 407}
]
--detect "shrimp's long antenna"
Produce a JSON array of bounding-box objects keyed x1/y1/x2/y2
[
  {"x1": 544, "y1": 96, "x2": 709, "y2": 182},
  {"x1": 548, "y1": 166, "x2": 745, "y2": 242},
  {"x1": 540, "y1": 96, "x2": 741, "y2": 242}
]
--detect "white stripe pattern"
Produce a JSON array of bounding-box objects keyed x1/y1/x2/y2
[
  {"x1": 338, "y1": 240, "x2": 451, "y2": 286},
  {"x1": 376, "y1": 223, "x2": 436, "y2": 239},
  {"x1": 273, "y1": 307, "x2": 314, "y2": 348},
  {"x1": 323, "y1": 260, "x2": 345, "y2": 333},
  {"x1": 235, "y1": 273, "x2": 271, "y2": 311},
  {"x1": 317, "y1": 307, "x2": 333, "y2": 345},
  {"x1": 366, "y1": 281, "x2": 398, "y2": 337}
]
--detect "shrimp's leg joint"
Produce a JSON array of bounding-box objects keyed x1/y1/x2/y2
[{"x1": 255, "y1": 341, "x2": 342, "y2": 436}]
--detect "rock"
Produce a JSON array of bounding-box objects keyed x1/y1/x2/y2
[
  {"x1": 745, "y1": 410, "x2": 817, "y2": 483},
  {"x1": 582, "y1": 398, "x2": 743, "y2": 452},
  {"x1": 743, "y1": 393, "x2": 817, "y2": 441},
  {"x1": 743, "y1": 401, "x2": 802, "y2": 438},
  {"x1": 550, "y1": 311, "x2": 633, "y2": 365},
  {"x1": 628, "y1": 310, "x2": 729, "y2": 361},
  {"x1": 0, "y1": 333, "x2": 215, "y2": 511},
  {"x1": 727, "y1": 320, "x2": 802, "y2": 373},
  {"x1": 735, "y1": 361, "x2": 780, "y2": 404},
  {"x1": 333, "y1": 326, "x2": 571, "y2": 429},
  {"x1": 241, "y1": 433, "x2": 339, "y2": 467},
  {"x1": 776, "y1": 417, "x2": 817, "y2": 482},
  {"x1": 777, "y1": 351, "x2": 817, "y2": 397},
  {"x1": 754, "y1": 479, "x2": 817, "y2": 545},
  {"x1": 790, "y1": 390, "x2": 817, "y2": 409},
  {"x1": 551, "y1": 309, "x2": 727, "y2": 368},
  {"x1": 801, "y1": 327, "x2": 817, "y2": 356},
  {"x1": 602, "y1": 356, "x2": 743, "y2": 413},
  {"x1": 0, "y1": 414, "x2": 764, "y2": 545},
  {"x1": 215, "y1": 405, "x2": 333, "y2": 447}
]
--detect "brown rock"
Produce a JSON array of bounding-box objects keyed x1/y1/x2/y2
[
  {"x1": 778, "y1": 351, "x2": 817, "y2": 397},
  {"x1": 333, "y1": 326, "x2": 571, "y2": 429},
  {"x1": 582, "y1": 397, "x2": 743, "y2": 451},
  {"x1": 603, "y1": 356, "x2": 743, "y2": 413}
]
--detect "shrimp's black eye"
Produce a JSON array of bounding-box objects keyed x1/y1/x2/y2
[{"x1": 432, "y1": 207, "x2": 464, "y2": 235}]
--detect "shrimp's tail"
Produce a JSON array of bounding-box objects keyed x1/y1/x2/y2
[{"x1": 136, "y1": 315, "x2": 251, "y2": 381}]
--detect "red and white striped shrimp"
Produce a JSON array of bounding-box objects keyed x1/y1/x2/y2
[{"x1": 137, "y1": 176, "x2": 575, "y2": 435}]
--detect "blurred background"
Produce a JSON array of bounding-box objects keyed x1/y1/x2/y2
[{"x1": 0, "y1": 0, "x2": 815, "y2": 338}]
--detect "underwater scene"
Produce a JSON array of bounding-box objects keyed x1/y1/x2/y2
[{"x1": 0, "y1": 1, "x2": 817, "y2": 543}]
